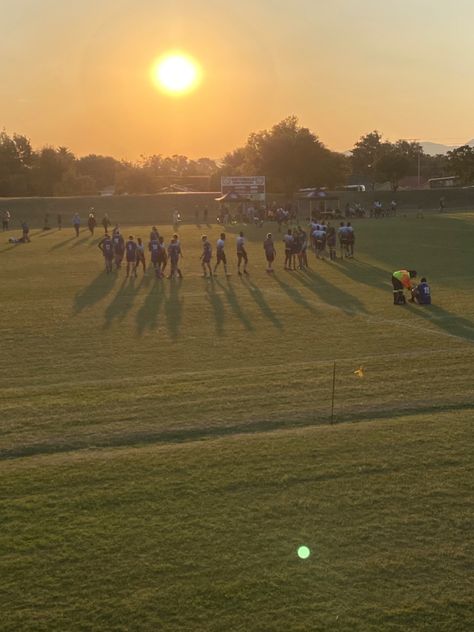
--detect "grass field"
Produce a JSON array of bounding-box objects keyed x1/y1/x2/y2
[{"x1": 1, "y1": 213, "x2": 473, "y2": 630}]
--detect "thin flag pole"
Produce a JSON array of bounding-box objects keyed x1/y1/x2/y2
[{"x1": 330, "y1": 361, "x2": 336, "y2": 425}]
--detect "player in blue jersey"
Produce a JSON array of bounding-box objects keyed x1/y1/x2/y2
[
  {"x1": 157, "y1": 236, "x2": 168, "y2": 277},
  {"x1": 167, "y1": 234, "x2": 183, "y2": 279},
  {"x1": 411, "y1": 277, "x2": 431, "y2": 305},
  {"x1": 112, "y1": 230, "x2": 125, "y2": 270},
  {"x1": 125, "y1": 236, "x2": 138, "y2": 278},
  {"x1": 200, "y1": 235, "x2": 213, "y2": 278},
  {"x1": 98, "y1": 233, "x2": 114, "y2": 273},
  {"x1": 263, "y1": 233, "x2": 276, "y2": 272},
  {"x1": 149, "y1": 235, "x2": 161, "y2": 277}
]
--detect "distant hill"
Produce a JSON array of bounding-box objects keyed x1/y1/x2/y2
[
  {"x1": 420, "y1": 142, "x2": 456, "y2": 155},
  {"x1": 418, "y1": 140, "x2": 474, "y2": 155},
  {"x1": 345, "y1": 140, "x2": 474, "y2": 156}
]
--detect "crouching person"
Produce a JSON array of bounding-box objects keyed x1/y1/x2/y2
[{"x1": 412, "y1": 277, "x2": 431, "y2": 305}]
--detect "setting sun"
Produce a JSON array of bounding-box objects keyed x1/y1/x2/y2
[{"x1": 153, "y1": 53, "x2": 201, "y2": 96}]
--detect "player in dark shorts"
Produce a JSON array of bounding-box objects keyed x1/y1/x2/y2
[
  {"x1": 167, "y1": 234, "x2": 183, "y2": 279},
  {"x1": 283, "y1": 229, "x2": 294, "y2": 270},
  {"x1": 290, "y1": 230, "x2": 300, "y2": 270},
  {"x1": 411, "y1": 277, "x2": 431, "y2": 305},
  {"x1": 392, "y1": 269, "x2": 417, "y2": 305},
  {"x1": 157, "y1": 236, "x2": 168, "y2": 277},
  {"x1": 98, "y1": 233, "x2": 114, "y2": 273},
  {"x1": 102, "y1": 214, "x2": 111, "y2": 233},
  {"x1": 21, "y1": 221, "x2": 31, "y2": 242},
  {"x1": 214, "y1": 233, "x2": 229, "y2": 276},
  {"x1": 73, "y1": 213, "x2": 81, "y2": 237},
  {"x1": 112, "y1": 230, "x2": 125, "y2": 270},
  {"x1": 88, "y1": 211, "x2": 97, "y2": 235},
  {"x1": 346, "y1": 222, "x2": 355, "y2": 257},
  {"x1": 296, "y1": 226, "x2": 308, "y2": 268},
  {"x1": 149, "y1": 236, "x2": 161, "y2": 277},
  {"x1": 263, "y1": 233, "x2": 276, "y2": 272},
  {"x1": 338, "y1": 222, "x2": 349, "y2": 259},
  {"x1": 236, "y1": 231, "x2": 248, "y2": 275},
  {"x1": 200, "y1": 235, "x2": 213, "y2": 278},
  {"x1": 136, "y1": 237, "x2": 146, "y2": 274},
  {"x1": 326, "y1": 225, "x2": 337, "y2": 261},
  {"x1": 125, "y1": 236, "x2": 138, "y2": 278}
]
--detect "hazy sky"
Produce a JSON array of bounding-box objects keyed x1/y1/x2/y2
[{"x1": 2, "y1": 0, "x2": 474, "y2": 159}]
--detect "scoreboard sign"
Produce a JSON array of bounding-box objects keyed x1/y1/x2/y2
[{"x1": 221, "y1": 176, "x2": 266, "y2": 202}]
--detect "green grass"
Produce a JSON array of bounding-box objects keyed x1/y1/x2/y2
[{"x1": 1, "y1": 213, "x2": 473, "y2": 630}]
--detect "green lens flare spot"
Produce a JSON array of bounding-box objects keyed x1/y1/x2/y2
[{"x1": 297, "y1": 546, "x2": 311, "y2": 559}]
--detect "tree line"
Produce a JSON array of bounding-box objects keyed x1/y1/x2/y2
[{"x1": 0, "y1": 118, "x2": 470, "y2": 197}]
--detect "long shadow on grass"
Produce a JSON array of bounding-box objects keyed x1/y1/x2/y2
[
  {"x1": 240, "y1": 276, "x2": 283, "y2": 329},
  {"x1": 298, "y1": 268, "x2": 369, "y2": 316},
  {"x1": 0, "y1": 243, "x2": 27, "y2": 253},
  {"x1": 270, "y1": 273, "x2": 319, "y2": 315},
  {"x1": 164, "y1": 279, "x2": 183, "y2": 340},
  {"x1": 73, "y1": 270, "x2": 118, "y2": 313},
  {"x1": 332, "y1": 258, "x2": 390, "y2": 291},
  {"x1": 70, "y1": 235, "x2": 91, "y2": 248},
  {"x1": 215, "y1": 278, "x2": 254, "y2": 331},
  {"x1": 50, "y1": 234, "x2": 78, "y2": 251},
  {"x1": 205, "y1": 278, "x2": 225, "y2": 335},
  {"x1": 104, "y1": 276, "x2": 144, "y2": 327},
  {"x1": 5, "y1": 399, "x2": 474, "y2": 461},
  {"x1": 407, "y1": 303, "x2": 474, "y2": 343},
  {"x1": 136, "y1": 279, "x2": 166, "y2": 335}
]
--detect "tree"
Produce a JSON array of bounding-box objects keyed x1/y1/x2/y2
[
  {"x1": 77, "y1": 155, "x2": 119, "y2": 190},
  {"x1": 30, "y1": 147, "x2": 76, "y2": 196},
  {"x1": 375, "y1": 151, "x2": 411, "y2": 191},
  {"x1": 219, "y1": 116, "x2": 347, "y2": 195},
  {"x1": 446, "y1": 145, "x2": 474, "y2": 185},
  {"x1": 350, "y1": 131, "x2": 390, "y2": 186},
  {"x1": 0, "y1": 131, "x2": 34, "y2": 195}
]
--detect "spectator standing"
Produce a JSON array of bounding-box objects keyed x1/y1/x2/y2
[
  {"x1": 72, "y1": 213, "x2": 81, "y2": 237},
  {"x1": 102, "y1": 214, "x2": 111, "y2": 233},
  {"x1": 2, "y1": 210, "x2": 11, "y2": 231},
  {"x1": 21, "y1": 221, "x2": 31, "y2": 242}
]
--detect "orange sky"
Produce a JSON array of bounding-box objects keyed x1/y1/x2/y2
[{"x1": 2, "y1": 0, "x2": 474, "y2": 159}]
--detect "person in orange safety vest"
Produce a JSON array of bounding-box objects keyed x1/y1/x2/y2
[{"x1": 392, "y1": 269, "x2": 417, "y2": 305}]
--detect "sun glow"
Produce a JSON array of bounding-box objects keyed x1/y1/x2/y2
[{"x1": 153, "y1": 53, "x2": 201, "y2": 96}]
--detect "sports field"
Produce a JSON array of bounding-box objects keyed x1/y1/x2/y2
[{"x1": 1, "y1": 213, "x2": 473, "y2": 631}]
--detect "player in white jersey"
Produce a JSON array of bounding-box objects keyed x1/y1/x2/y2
[
  {"x1": 135, "y1": 237, "x2": 146, "y2": 274},
  {"x1": 214, "y1": 233, "x2": 229, "y2": 276},
  {"x1": 283, "y1": 229, "x2": 294, "y2": 270},
  {"x1": 338, "y1": 222, "x2": 349, "y2": 258},
  {"x1": 236, "y1": 231, "x2": 248, "y2": 275}
]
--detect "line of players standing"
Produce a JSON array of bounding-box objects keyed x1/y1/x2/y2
[
  {"x1": 98, "y1": 227, "x2": 183, "y2": 278},
  {"x1": 98, "y1": 221, "x2": 356, "y2": 279}
]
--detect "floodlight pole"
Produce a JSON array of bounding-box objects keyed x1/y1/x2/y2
[{"x1": 330, "y1": 361, "x2": 336, "y2": 425}]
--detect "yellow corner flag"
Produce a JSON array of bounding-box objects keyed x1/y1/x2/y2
[{"x1": 354, "y1": 366, "x2": 365, "y2": 378}]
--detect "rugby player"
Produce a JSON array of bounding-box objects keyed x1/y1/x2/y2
[
  {"x1": 214, "y1": 233, "x2": 229, "y2": 276},
  {"x1": 236, "y1": 231, "x2": 248, "y2": 275}
]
